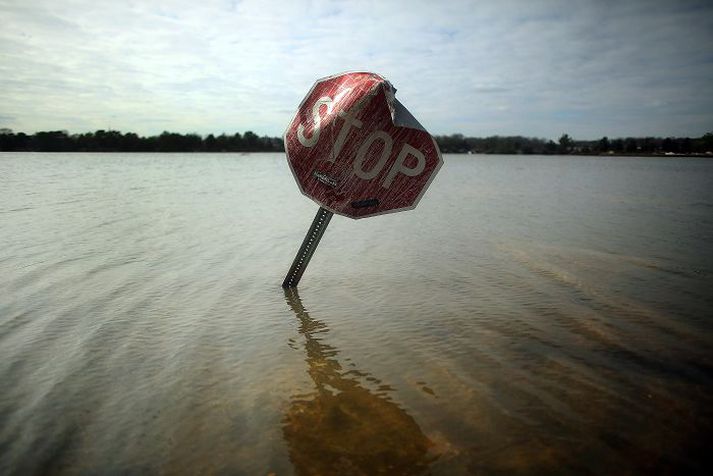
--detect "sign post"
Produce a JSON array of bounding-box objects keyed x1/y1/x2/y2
[
  {"x1": 282, "y1": 207, "x2": 333, "y2": 288},
  {"x1": 282, "y1": 72, "x2": 443, "y2": 287}
]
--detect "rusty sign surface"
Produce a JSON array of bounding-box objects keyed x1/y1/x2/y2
[{"x1": 284, "y1": 72, "x2": 443, "y2": 219}]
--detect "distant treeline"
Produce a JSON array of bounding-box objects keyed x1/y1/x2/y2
[
  {"x1": 435, "y1": 133, "x2": 713, "y2": 155},
  {"x1": 0, "y1": 129, "x2": 284, "y2": 153},
  {"x1": 1, "y1": 128, "x2": 712, "y2": 155}
]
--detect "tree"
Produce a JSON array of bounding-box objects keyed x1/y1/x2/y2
[
  {"x1": 545, "y1": 140, "x2": 557, "y2": 154},
  {"x1": 598, "y1": 136, "x2": 610, "y2": 153},
  {"x1": 641, "y1": 137, "x2": 655, "y2": 153},
  {"x1": 702, "y1": 132, "x2": 713, "y2": 153},
  {"x1": 662, "y1": 137, "x2": 676, "y2": 153},
  {"x1": 204, "y1": 134, "x2": 217, "y2": 152},
  {"x1": 32, "y1": 130, "x2": 71, "y2": 151},
  {"x1": 232, "y1": 132, "x2": 243, "y2": 151},
  {"x1": 624, "y1": 138, "x2": 638, "y2": 153},
  {"x1": 242, "y1": 131, "x2": 259, "y2": 150},
  {"x1": 558, "y1": 134, "x2": 572, "y2": 154}
]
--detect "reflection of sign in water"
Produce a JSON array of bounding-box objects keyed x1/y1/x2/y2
[{"x1": 282, "y1": 288, "x2": 436, "y2": 474}]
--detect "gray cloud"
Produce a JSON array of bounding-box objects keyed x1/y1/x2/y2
[
  {"x1": 0, "y1": 0, "x2": 711, "y2": 139},
  {"x1": 472, "y1": 86, "x2": 512, "y2": 94}
]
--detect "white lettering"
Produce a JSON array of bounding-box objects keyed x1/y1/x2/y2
[
  {"x1": 297, "y1": 96, "x2": 332, "y2": 148},
  {"x1": 383, "y1": 143, "x2": 425, "y2": 189},
  {"x1": 353, "y1": 130, "x2": 393, "y2": 180},
  {"x1": 297, "y1": 88, "x2": 352, "y2": 149},
  {"x1": 329, "y1": 109, "x2": 363, "y2": 162}
]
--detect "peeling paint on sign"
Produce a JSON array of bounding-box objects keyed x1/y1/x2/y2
[{"x1": 284, "y1": 72, "x2": 443, "y2": 219}]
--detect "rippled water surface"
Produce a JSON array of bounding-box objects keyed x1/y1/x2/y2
[{"x1": 1, "y1": 153, "x2": 712, "y2": 474}]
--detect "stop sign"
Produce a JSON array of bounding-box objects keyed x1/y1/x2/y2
[{"x1": 284, "y1": 72, "x2": 443, "y2": 219}]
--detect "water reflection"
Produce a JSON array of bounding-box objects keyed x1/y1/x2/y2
[{"x1": 282, "y1": 288, "x2": 436, "y2": 474}]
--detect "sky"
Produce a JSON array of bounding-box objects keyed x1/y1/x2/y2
[{"x1": 1, "y1": 0, "x2": 712, "y2": 140}]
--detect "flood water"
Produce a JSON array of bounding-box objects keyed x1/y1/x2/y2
[{"x1": 1, "y1": 152, "x2": 712, "y2": 474}]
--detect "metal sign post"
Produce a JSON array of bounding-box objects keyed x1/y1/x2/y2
[{"x1": 282, "y1": 207, "x2": 333, "y2": 288}]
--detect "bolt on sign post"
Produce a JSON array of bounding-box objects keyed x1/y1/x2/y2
[{"x1": 282, "y1": 72, "x2": 443, "y2": 287}]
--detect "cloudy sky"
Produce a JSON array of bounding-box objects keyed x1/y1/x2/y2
[{"x1": 1, "y1": 0, "x2": 712, "y2": 139}]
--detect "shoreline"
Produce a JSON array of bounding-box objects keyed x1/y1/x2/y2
[{"x1": 1, "y1": 151, "x2": 711, "y2": 158}]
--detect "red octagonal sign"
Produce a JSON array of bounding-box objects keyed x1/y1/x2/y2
[{"x1": 284, "y1": 72, "x2": 443, "y2": 219}]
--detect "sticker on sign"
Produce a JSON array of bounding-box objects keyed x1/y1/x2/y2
[{"x1": 282, "y1": 71, "x2": 443, "y2": 287}]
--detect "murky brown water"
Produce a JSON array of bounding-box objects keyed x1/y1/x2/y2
[{"x1": 1, "y1": 153, "x2": 712, "y2": 474}]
